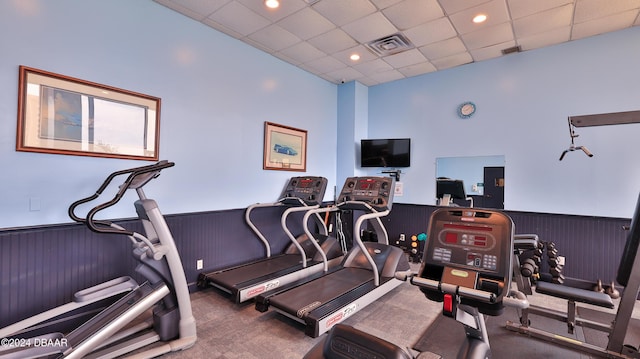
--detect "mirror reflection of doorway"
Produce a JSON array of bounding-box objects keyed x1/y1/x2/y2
[
  {"x1": 435, "y1": 156, "x2": 505, "y2": 210},
  {"x1": 481, "y1": 166, "x2": 504, "y2": 209}
]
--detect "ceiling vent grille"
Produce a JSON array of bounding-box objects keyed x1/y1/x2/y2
[{"x1": 365, "y1": 33, "x2": 415, "y2": 57}]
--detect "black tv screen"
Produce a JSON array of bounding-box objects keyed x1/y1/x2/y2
[{"x1": 360, "y1": 138, "x2": 411, "y2": 168}]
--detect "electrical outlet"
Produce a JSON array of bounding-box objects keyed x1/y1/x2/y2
[{"x1": 196, "y1": 259, "x2": 203, "y2": 270}]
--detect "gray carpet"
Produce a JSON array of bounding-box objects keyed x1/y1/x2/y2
[
  {"x1": 163, "y1": 262, "x2": 436, "y2": 359},
  {"x1": 159, "y1": 266, "x2": 639, "y2": 358}
]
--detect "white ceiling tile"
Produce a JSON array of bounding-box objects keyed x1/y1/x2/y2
[
  {"x1": 507, "y1": 0, "x2": 573, "y2": 20},
  {"x1": 574, "y1": 0, "x2": 640, "y2": 23},
  {"x1": 432, "y1": 52, "x2": 474, "y2": 70},
  {"x1": 513, "y1": 4, "x2": 573, "y2": 38},
  {"x1": 277, "y1": 7, "x2": 336, "y2": 40},
  {"x1": 397, "y1": 61, "x2": 437, "y2": 77},
  {"x1": 518, "y1": 26, "x2": 571, "y2": 51},
  {"x1": 242, "y1": 37, "x2": 278, "y2": 54},
  {"x1": 438, "y1": 0, "x2": 492, "y2": 15},
  {"x1": 352, "y1": 58, "x2": 394, "y2": 75},
  {"x1": 278, "y1": 42, "x2": 326, "y2": 64},
  {"x1": 461, "y1": 22, "x2": 514, "y2": 49},
  {"x1": 155, "y1": 0, "x2": 231, "y2": 20},
  {"x1": 382, "y1": 0, "x2": 444, "y2": 30},
  {"x1": 307, "y1": 28, "x2": 359, "y2": 54},
  {"x1": 367, "y1": 69, "x2": 405, "y2": 83},
  {"x1": 305, "y1": 55, "x2": 349, "y2": 74},
  {"x1": 236, "y1": 0, "x2": 307, "y2": 22},
  {"x1": 370, "y1": 0, "x2": 404, "y2": 11},
  {"x1": 207, "y1": 2, "x2": 270, "y2": 36},
  {"x1": 572, "y1": 10, "x2": 640, "y2": 40},
  {"x1": 201, "y1": 17, "x2": 245, "y2": 39},
  {"x1": 382, "y1": 48, "x2": 428, "y2": 68},
  {"x1": 157, "y1": 0, "x2": 640, "y2": 85},
  {"x1": 248, "y1": 24, "x2": 300, "y2": 52},
  {"x1": 357, "y1": 77, "x2": 381, "y2": 86},
  {"x1": 313, "y1": 0, "x2": 378, "y2": 27},
  {"x1": 449, "y1": 0, "x2": 511, "y2": 34},
  {"x1": 153, "y1": 0, "x2": 209, "y2": 21},
  {"x1": 333, "y1": 45, "x2": 378, "y2": 65},
  {"x1": 272, "y1": 51, "x2": 303, "y2": 66},
  {"x1": 403, "y1": 17, "x2": 457, "y2": 47},
  {"x1": 325, "y1": 66, "x2": 365, "y2": 83},
  {"x1": 419, "y1": 37, "x2": 467, "y2": 59},
  {"x1": 470, "y1": 40, "x2": 516, "y2": 61},
  {"x1": 341, "y1": 12, "x2": 399, "y2": 43}
]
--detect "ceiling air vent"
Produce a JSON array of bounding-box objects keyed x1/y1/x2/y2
[
  {"x1": 501, "y1": 45, "x2": 522, "y2": 55},
  {"x1": 365, "y1": 33, "x2": 415, "y2": 57}
]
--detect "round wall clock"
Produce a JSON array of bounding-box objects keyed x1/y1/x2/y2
[{"x1": 457, "y1": 102, "x2": 476, "y2": 119}]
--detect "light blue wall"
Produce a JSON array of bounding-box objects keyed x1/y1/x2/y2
[
  {"x1": 0, "y1": 0, "x2": 337, "y2": 227},
  {"x1": 336, "y1": 81, "x2": 368, "y2": 192},
  {"x1": 367, "y1": 27, "x2": 640, "y2": 218},
  {"x1": 1, "y1": 1, "x2": 639, "y2": 227}
]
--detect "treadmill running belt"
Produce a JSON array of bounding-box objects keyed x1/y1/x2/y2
[
  {"x1": 207, "y1": 254, "x2": 304, "y2": 289},
  {"x1": 268, "y1": 267, "x2": 374, "y2": 317}
]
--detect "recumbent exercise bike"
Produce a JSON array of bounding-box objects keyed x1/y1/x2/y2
[{"x1": 304, "y1": 207, "x2": 528, "y2": 359}]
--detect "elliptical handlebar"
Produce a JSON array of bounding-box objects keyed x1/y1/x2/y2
[{"x1": 68, "y1": 161, "x2": 175, "y2": 236}]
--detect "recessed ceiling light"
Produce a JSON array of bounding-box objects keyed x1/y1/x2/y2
[
  {"x1": 350, "y1": 54, "x2": 360, "y2": 61},
  {"x1": 473, "y1": 14, "x2": 487, "y2": 23},
  {"x1": 265, "y1": 0, "x2": 279, "y2": 9}
]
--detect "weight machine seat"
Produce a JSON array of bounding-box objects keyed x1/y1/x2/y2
[
  {"x1": 535, "y1": 281, "x2": 614, "y2": 309},
  {"x1": 303, "y1": 324, "x2": 412, "y2": 359}
]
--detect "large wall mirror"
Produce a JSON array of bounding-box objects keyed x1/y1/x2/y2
[{"x1": 435, "y1": 155, "x2": 505, "y2": 209}]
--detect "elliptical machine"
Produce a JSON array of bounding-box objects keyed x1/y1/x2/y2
[{"x1": 0, "y1": 161, "x2": 196, "y2": 359}]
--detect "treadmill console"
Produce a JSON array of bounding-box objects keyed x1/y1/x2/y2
[
  {"x1": 280, "y1": 176, "x2": 328, "y2": 206},
  {"x1": 419, "y1": 208, "x2": 514, "y2": 312},
  {"x1": 337, "y1": 176, "x2": 394, "y2": 212}
]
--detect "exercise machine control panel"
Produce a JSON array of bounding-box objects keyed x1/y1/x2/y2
[
  {"x1": 280, "y1": 176, "x2": 328, "y2": 206},
  {"x1": 419, "y1": 208, "x2": 514, "y2": 310},
  {"x1": 337, "y1": 176, "x2": 394, "y2": 212}
]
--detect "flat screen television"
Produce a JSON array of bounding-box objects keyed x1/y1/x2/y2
[{"x1": 360, "y1": 138, "x2": 411, "y2": 168}]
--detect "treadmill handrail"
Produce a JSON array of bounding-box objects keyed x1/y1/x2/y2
[
  {"x1": 302, "y1": 206, "x2": 339, "y2": 272},
  {"x1": 245, "y1": 202, "x2": 285, "y2": 258},
  {"x1": 281, "y1": 204, "x2": 321, "y2": 268},
  {"x1": 280, "y1": 196, "x2": 328, "y2": 237},
  {"x1": 338, "y1": 201, "x2": 389, "y2": 245},
  {"x1": 353, "y1": 209, "x2": 390, "y2": 286},
  {"x1": 245, "y1": 197, "x2": 328, "y2": 258}
]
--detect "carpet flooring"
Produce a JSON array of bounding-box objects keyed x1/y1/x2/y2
[{"x1": 160, "y1": 266, "x2": 639, "y2": 359}]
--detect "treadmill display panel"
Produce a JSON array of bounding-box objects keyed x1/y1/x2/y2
[
  {"x1": 337, "y1": 176, "x2": 394, "y2": 212},
  {"x1": 427, "y1": 220, "x2": 506, "y2": 275},
  {"x1": 280, "y1": 176, "x2": 328, "y2": 206}
]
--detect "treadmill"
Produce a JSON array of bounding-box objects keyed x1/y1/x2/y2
[
  {"x1": 197, "y1": 176, "x2": 343, "y2": 303},
  {"x1": 255, "y1": 176, "x2": 410, "y2": 337}
]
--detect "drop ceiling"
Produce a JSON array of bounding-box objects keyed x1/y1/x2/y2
[{"x1": 154, "y1": 0, "x2": 640, "y2": 86}]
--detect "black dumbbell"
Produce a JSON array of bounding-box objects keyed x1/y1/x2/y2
[{"x1": 521, "y1": 258, "x2": 538, "y2": 277}]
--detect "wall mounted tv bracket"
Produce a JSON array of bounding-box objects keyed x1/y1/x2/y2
[
  {"x1": 382, "y1": 169, "x2": 401, "y2": 181},
  {"x1": 559, "y1": 110, "x2": 640, "y2": 161}
]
